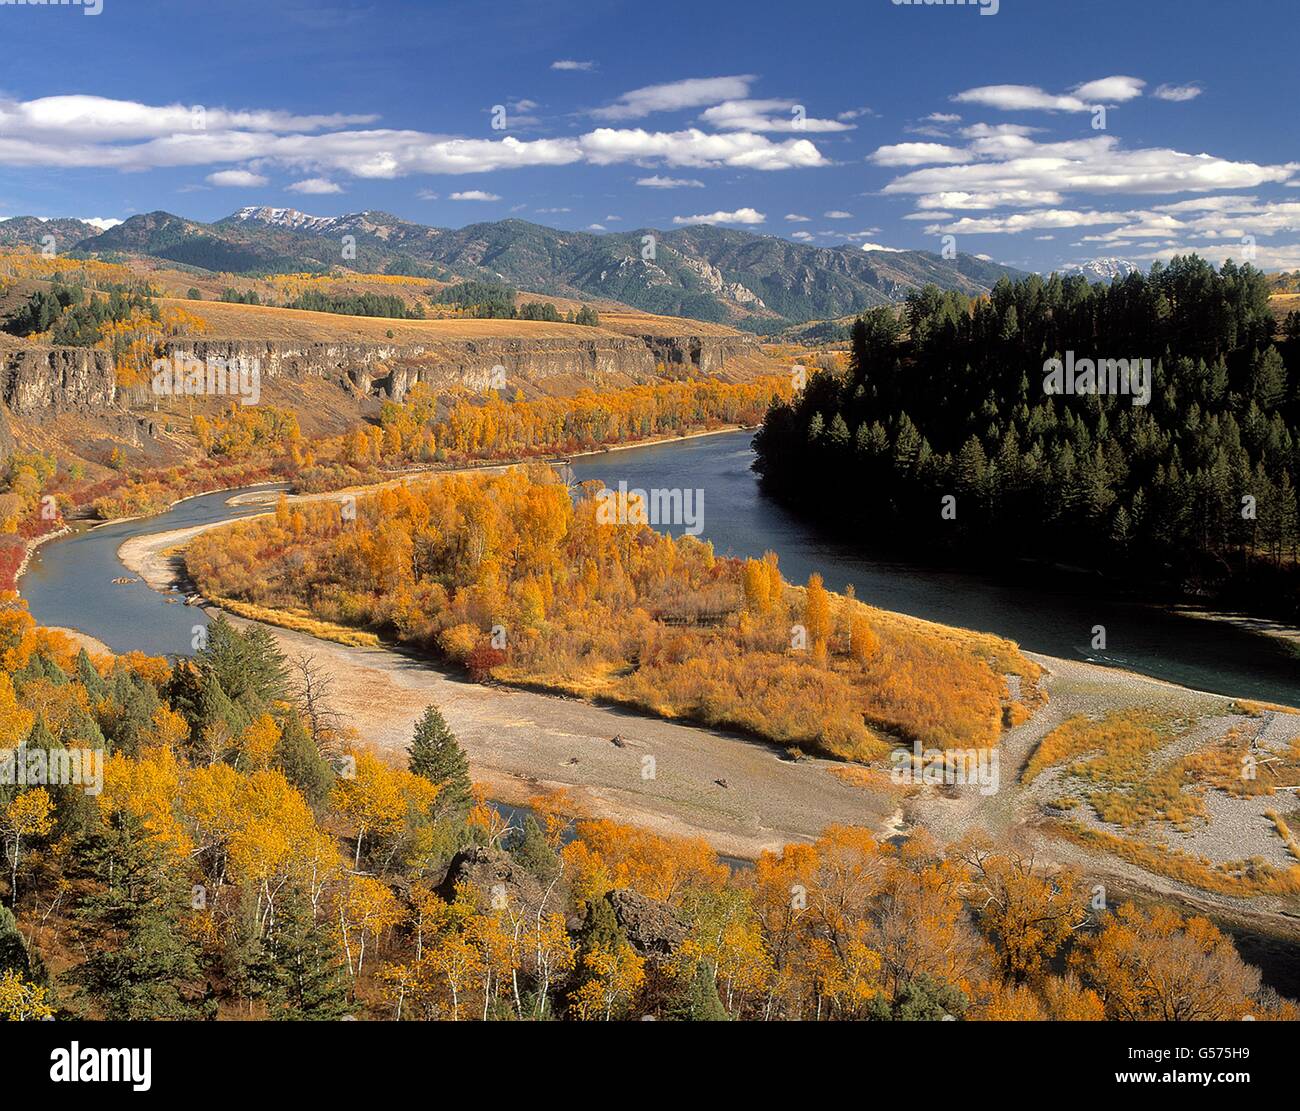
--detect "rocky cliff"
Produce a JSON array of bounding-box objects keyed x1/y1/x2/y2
[
  {"x1": 0, "y1": 327, "x2": 760, "y2": 427},
  {"x1": 163, "y1": 329, "x2": 759, "y2": 403},
  {"x1": 0, "y1": 344, "x2": 118, "y2": 416}
]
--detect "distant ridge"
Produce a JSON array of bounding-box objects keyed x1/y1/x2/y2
[{"x1": 49, "y1": 206, "x2": 1025, "y2": 330}]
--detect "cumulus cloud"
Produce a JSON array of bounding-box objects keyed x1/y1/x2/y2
[
  {"x1": 860, "y1": 242, "x2": 904, "y2": 253},
  {"x1": 824, "y1": 210, "x2": 852, "y2": 218},
  {"x1": 881, "y1": 135, "x2": 1294, "y2": 199},
  {"x1": 206, "y1": 169, "x2": 267, "y2": 187},
  {"x1": 1071, "y1": 76, "x2": 1145, "y2": 103},
  {"x1": 952, "y1": 76, "x2": 1143, "y2": 114},
  {"x1": 784, "y1": 213, "x2": 811, "y2": 222},
  {"x1": 635, "y1": 175, "x2": 704, "y2": 188},
  {"x1": 1154, "y1": 83, "x2": 1203, "y2": 102},
  {"x1": 450, "y1": 190, "x2": 501, "y2": 201},
  {"x1": 698, "y1": 99, "x2": 853, "y2": 133},
  {"x1": 869, "y1": 142, "x2": 974, "y2": 167},
  {"x1": 287, "y1": 177, "x2": 342, "y2": 194},
  {"x1": 551, "y1": 60, "x2": 596, "y2": 71},
  {"x1": 0, "y1": 94, "x2": 377, "y2": 139},
  {"x1": 591, "y1": 76, "x2": 755, "y2": 120},
  {"x1": 580, "y1": 128, "x2": 827, "y2": 170},
  {"x1": 672, "y1": 207, "x2": 765, "y2": 225},
  {"x1": 0, "y1": 95, "x2": 833, "y2": 178}
]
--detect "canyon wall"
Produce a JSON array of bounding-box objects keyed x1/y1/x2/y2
[{"x1": 0, "y1": 328, "x2": 760, "y2": 423}]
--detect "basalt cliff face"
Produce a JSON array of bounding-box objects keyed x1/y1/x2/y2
[
  {"x1": 0, "y1": 328, "x2": 761, "y2": 453},
  {"x1": 160, "y1": 329, "x2": 758, "y2": 403},
  {"x1": 0, "y1": 343, "x2": 118, "y2": 417}
]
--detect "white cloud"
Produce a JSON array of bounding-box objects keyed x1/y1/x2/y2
[
  {"x1": 587, "y1": 223, "x2": 606, "y2": 231},
  {"x1": 592, "y1": 76, "x2": 755, "y2": 120},
  {"x1": 917, "y1": 189, "x2": 1064, "y2": 210},
  {"x1": 925, "y1": 112, "x2": 961, "y2": 123},
  {"x1": 551, "y1": 60, "x2": 596, "y2": 71},
  {"x1": 417, "y1": 189, "x2": 439, "y2": 200},
  {"x1": 0, "y1": 94, "x2": 377, "y2": 139},
  {"x1": 580, "y1": 127, "x2": 827, "y2": 170},
  {"x1": 699, "y1": 99, "x2": 853, "y2": 133},
  {"x1": 206, "y1": 169, "x2": 268, "y2": 187},
  {"x1": 0, "y1": 93, "x2": 832, "y2": 179},
  {"x1": 882, "y1": 135, "x2": 1294, "y2": 200},
  {"x1": 287, "y1": 177, "x2": 342, "y2": 194},
  {"x1": 79, "y1": 217, "x2": 122, "y2": 230},
  {"x1": 784, "y1": 213, "x2": 810, "y2": 222},
  {"x1": 958, "y1": 122, "x2": 1041, "y2": 139},
  {"x1": 952, "y1": 76, "x2": 1143, "y2": 114},
  {"x1": 1071, "y1": 76, "x2": 1145, "y2": 103},
  {"x1": 869, "y1": 142, "x2": 974, "y2": 167},
  {"x1": 860, "y1": 242, "x2": 904, "y2": 253},
  {"x1": 535, "y1": 206, "x2": 570, "y2": 213},
  {"x1": 824, "y1": 210, "x2": 852, "y2": 219},
  {"x1": 635, "y1": 175, "x2": 704, "y2": 188},
  {"x1": 924, "y1": 209, "x2": 1132, "y2": 235},
  {"x1": 672, "y1": 207, "x2": 765, "y2": 225},
  {"x1": 450, "y1": 190, "x2": 501, "y2": 201},
  {"x1": 1154, "y1": 83, "x2": 1203, "y2": 102},
  {"x1": 790, "y1": 230, "x2": 813, "y2": 240}
]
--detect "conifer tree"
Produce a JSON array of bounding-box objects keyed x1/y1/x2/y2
[{"x1": 407, "y1": 704, "x2": 472, "y2": 823}]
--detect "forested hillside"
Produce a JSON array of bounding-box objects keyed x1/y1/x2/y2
[
  {"x1": 753, "y1": 257, "x2": 1300, "y2": 618},
  {"x1": 1, "y1": 596, "x2": 1288, "y2": 1021}
]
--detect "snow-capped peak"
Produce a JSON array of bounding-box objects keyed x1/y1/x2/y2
[
  {"x1": 232, "y1": 206, "x2": 340, "y2": 232},
  {"x1": 1063, "y1": 257, "x2": 1142, "y2": 284}
]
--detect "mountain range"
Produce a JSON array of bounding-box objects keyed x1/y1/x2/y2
[{"x1": 0, "y1": 207, "x2": 1031, "y2": 332}]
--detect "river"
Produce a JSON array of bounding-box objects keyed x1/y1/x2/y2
[
  {"x1": 568, "y1": 429, "x2": 1300, "y2": 707},
  {"x1": 20, "y1": 485, "x2": 285, "y2": 657},
  {"x1": 16, "y1": 429, "x2": 1300, "y2": 706}
]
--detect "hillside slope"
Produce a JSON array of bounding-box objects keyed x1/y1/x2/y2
[{"x1": 69, "y1": 207, "x2": 1026, "y2": 330}]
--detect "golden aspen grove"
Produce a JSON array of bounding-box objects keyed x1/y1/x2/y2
[
  {"x1": 185, "y1": 467, "x2": 1043, "y2": 759},
  {"x1": 0, "y1": 589, "x2": 1289, "y2": 1023}
]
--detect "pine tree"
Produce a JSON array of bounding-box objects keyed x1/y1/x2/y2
[
  {"x1": 0, "y1": 903, "x2": 30, "y2": 977},
  {"x1": 666, "y1": 961, "x2": 728, "y2": 1021},
  {"x1": 70, "y1": 813, "x2": 204, "y2": 1020},
  {"x1": 244, "y1": 890, "x2": 351, "y2": 1021},
  {"x1": 511, "y1": 816, "x2": 559, "y2": 881},
  {"x1": 273, "y1": 713, "x2": 334, "y2": 810},
  {"x1": 407, "y1": 704, "x2": 472, "y2": 823},
  {"x1": 75, "y1": 648, "x2": 108, "y2": 701}
]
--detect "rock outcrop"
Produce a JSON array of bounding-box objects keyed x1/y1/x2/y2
[
  {"x1": 0, "y1": 344, "x2": 117, "y2": 416},
  {"x1": 608, "y1": 888, "x2": 688, "y2": 956},
  {"x1": 0, "y1": 325, "x2": 759, "y2": 420},
  {"x1": 436, "y1": 845, "x2": 546, "y2": 910},
  {"x1": 165, "y1": 330, "x2": 758, "y2": 403}
]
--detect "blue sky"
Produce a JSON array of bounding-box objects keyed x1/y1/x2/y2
[{"x1": 1, "y1": 0, "x2": 1297, "y2": 272}]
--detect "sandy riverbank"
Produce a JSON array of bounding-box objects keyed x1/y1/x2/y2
[
  {"x1": 117, "y1": 508, "x2": 896, "y2": 860},
  {"x1": 116, "y1": 489, "x2": 1278, "y2": 872}
]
